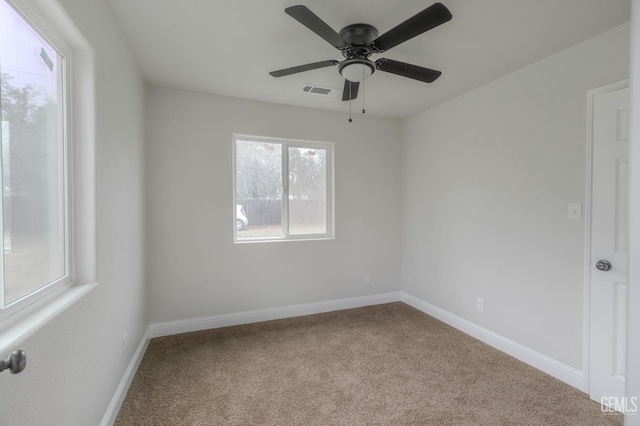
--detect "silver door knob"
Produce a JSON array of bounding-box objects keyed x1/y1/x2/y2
[
  {"x1": 0, "y1": 350, "x2": 26, "y2": 374},
  {"x1": 596, "y1": 260, "x2": 612, "y2": 271}
]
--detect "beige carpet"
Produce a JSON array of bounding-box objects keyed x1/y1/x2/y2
[{"x1": 115, "y1": 303, "x2": 622, "y2": 425}]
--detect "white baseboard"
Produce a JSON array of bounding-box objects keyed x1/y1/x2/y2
[
  {"x1": 100, "y1": 328, "x2": 150, "y2": 426},
  {"x1": 400, "y1": 292, "x2": 585, "y2": 391},
  {"x1": 149, "y1": 292, "x2": 403, "y2": 338}
]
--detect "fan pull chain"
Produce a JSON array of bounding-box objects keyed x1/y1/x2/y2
[
  {"x1": 348, "y1": 82, "x2": 353, "y2": 123},
  {"x1": 362, "y1": 65, "x2": 366, "y2": 114},
  {"x1": 349, "y1": 99, "x2": 352, "y2": 122}
]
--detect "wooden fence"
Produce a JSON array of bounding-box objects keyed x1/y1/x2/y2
[
  {"x1": 238, "y1": 199, "x2": 281, "y2": 226},
  {"x1": 238, "y1": 199, "x2": 325, "y2": 227}
]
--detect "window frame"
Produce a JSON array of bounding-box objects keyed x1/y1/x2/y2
[
  {"x1": 0, "y1": 0, "x2": 97, "y2": 343},
  {"x1": 233, "y1": 134, "x2": 335, "y2": 243}
]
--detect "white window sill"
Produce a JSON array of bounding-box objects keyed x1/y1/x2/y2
[
  {"x1": 234, "y1": 236, "x2": 335, "y2": 244},
  {"x1": 0, "y1": 282, "x2": 97, "y2": 355}
]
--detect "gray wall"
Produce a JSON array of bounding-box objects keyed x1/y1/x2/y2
[
  {"x1": 0, "y1": 0, "x2": 147, "y2": 424},
  {"x1": 145, "y1": 88, "x2": 402, "y2": 323},
  {"x1": 401, "y1": 24, "x2": 630, "y2": 370}
]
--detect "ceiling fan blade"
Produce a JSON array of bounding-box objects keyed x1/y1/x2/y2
[
  {"x1": 270, "y1": 60, "x2": 339, "y2": 77},
  {"x1": 285, "y1": 5, "x2": 347, "y2": 50},
  {"x1": 375, "y1": 58, "x2": 441, "y2": 83},
  {"x1": 371, "y1": 2, "x2": 452, "y2": 52},
  {"x1": 342, "y1": 80, "x2": 359, "y2": 101}
]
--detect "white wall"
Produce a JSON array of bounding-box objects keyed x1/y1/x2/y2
[
  {"x1": 0, "y1": 0, "x2": 147, "y2": 425},
  {"x1": 626, "y1": 1, "x2": 640, "y2": 424},
  {"x1": 401, "y1": 24, "x2": 630, "y2": 370},
  {"x1": 146, "y1": 88, "x2": 401, "y2": 323}
]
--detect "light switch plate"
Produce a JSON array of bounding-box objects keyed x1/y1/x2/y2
[{"x1": 568, "y1": 203, "x2": 582, "y2": 220}]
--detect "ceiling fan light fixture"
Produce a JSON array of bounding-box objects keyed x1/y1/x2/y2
[
  {"x1": 339, "y1": 59, "x2": 375, "y2": 83},
  {"x1": 271, "y1": 3, "x2": 453, "y2": 104}
]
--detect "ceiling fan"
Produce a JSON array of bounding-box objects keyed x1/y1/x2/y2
[{"x1": 269, "y1": 3, "x2": 452, "y2": 102}]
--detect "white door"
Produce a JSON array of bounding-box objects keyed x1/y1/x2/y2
[{"x1": 588, "y1": 82, "x2": 630, "y2": 405}]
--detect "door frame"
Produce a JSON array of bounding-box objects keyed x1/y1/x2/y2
[{"x1": 583, "y1": 79, "x2": 630, "y2": 396}]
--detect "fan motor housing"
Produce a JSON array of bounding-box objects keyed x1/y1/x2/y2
[{"x1": 339, "y1": 24, "x2": 379, "y2": 46}]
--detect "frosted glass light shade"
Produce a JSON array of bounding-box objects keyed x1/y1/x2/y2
[{"x1": 341, "y1": 62, "x2": 373, "y2": 83}]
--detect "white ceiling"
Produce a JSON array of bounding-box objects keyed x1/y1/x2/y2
[{"x1": 106, "y1": 0, "x2": 631, "y2": 119}]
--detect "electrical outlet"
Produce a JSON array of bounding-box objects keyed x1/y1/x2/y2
[
  {"x1": 122, "y1": 333, "x2": 128, "y2": 357},
  {"x1": 476, "y1": 298, "x2": 485, "y2": 313},
  {"x1": 568, "y1": 203, "x2": 582, "y2": 220},
  {"x1": 363, "y1": 274, "x2": 371, "y2": 285}
]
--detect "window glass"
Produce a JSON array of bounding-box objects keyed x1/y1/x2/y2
[
  {"x1": 234, "y1": 136, "x2": 333, "y2": 242},
  {"x1": 1, "y1": 0, "x2": 67, "y2": 306},
  {"x1": 288, "y1": 147, "x2": 327, "y2": 235},
  {"x1": 235, "y1": 140, "x2": 283, "y2": 239}
]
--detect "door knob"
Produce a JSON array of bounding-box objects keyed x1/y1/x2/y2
[
  {"x1": 595, "y1": 260, "x2": 612, "y2": 271},
  {"x1": 0, "y1": 349, "x2": 26, "y2": 374}
]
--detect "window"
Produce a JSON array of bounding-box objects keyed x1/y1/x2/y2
[
  {"x1": 233, "y1": 135, "x2": 334, "y2": 242},
  {"x1": 0, "y1": 0, "x2": 72, "y2": 314}
]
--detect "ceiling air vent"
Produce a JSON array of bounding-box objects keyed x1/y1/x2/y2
[{"x1": 301, "y1": 84, "x2": 340, "y2": 97}]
